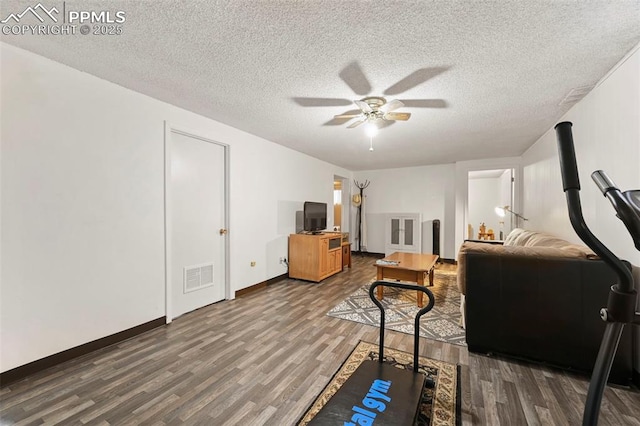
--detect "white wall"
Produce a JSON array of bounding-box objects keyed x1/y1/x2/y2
[
  {"x1": 0, "y1": 43, "x2": 351, "y2": 372},
  {"x1": 521, "y1": 45, "x2": 640, "y2": 265},
  {"x1": 352, "y1": 163, "x2": 456, "y2": 259}
]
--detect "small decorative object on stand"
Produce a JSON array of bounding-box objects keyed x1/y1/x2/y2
[
  {"x1": 477, "y1": 223, "x2": 495, "y2": 240},
  {"x1": 477, "y1": 222, "x2": 486, "y2": 239},
  {"x1": 487, "y1": 228, "x2": 495, "y2": 240}
]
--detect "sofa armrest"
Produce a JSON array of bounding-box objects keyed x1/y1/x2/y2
[{"x1": 457, "y1": 242, "x2": 511, "y2": 295}]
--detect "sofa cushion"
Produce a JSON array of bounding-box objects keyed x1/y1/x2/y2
[
  {"x1": 503, "y1": 228, "x2": 536, "y2": 246},
  {"x1": 503, "y1": 228, "x2": 596, "y2": 258}
]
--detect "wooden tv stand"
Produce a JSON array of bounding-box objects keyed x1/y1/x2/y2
[{"x1": 288, "y1": 233, "x2": 343, "y2": 282}]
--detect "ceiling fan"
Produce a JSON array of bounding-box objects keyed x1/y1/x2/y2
[
  {"x1": 293, "y1": 61, "x2": 450, "y2": 130},
  {"x1": 334, "y1": 96, "x2": 411, "y2": 129}
]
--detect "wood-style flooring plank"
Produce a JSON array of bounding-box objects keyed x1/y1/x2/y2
[{"x1": 0, "y1": 256, "x2": 638, "y2": 425}]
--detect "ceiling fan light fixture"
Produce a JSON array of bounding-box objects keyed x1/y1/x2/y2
[{"x1": 364, "y1": 121, "x2": 378, "y2": 137}]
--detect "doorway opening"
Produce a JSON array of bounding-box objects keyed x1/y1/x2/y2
[
  {"x1": 467, "y1": 169, "x2": 514, "y2": 241},
  {"x1": 333, "y1": 175, "x2": 350, "y2": 234},
  {"x1": 333, "y1": 180, "x2": 342, "y2": 231}
]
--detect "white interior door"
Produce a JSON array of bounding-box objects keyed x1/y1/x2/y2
[{"x1": 168, "y1": 130, "x2": 226, "y2": 320}]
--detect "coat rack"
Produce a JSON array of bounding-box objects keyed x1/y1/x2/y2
[{"x1": 354, "y1": 179, "x2": 370, "y2": 253}]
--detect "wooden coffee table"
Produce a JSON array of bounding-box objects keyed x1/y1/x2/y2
[{"x1": 374, "y1": 252, "x2": 439, "y2": 307}]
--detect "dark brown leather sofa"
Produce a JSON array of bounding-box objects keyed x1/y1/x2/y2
[{"x1": 457, "y1": 229, "x2": 634, "y2": 385}]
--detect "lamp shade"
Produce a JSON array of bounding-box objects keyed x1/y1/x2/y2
[{"x1": 494, "y1": 205, "x2": 528, "y2": 222}]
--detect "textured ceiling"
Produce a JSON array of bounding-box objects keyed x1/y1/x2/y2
[{"x1": 2, "y1": 1, "x2": 639, "y2": 170}]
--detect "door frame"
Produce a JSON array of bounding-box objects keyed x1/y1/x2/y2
[{"x1": 164, "y1": 122, "x2": 230, "y2": 324}]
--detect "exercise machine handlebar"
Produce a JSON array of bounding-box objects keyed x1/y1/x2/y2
[
  {"x1": 591, "y1": 170, "x2": 640, "y2": 251},
  {"x1": 555, "y1": 122, "x2": 634, "y2": 295},
  {"x1": 554, "y1": 121, "x2": 639, "y2": 426},
  {"x1": 368, "y1": 281, "x2": 435, "y2": 373},
  {"x1": 556, "y1": 121, "x2": 581, "y2": 191}
]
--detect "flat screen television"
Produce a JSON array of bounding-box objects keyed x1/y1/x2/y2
[{"x1": 303, "y1": 201, "x2": 327, "y2": 234}]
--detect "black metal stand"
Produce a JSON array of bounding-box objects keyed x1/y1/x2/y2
[{"x1": 354, "y1": 179, "x2": 370, "y2": 253}]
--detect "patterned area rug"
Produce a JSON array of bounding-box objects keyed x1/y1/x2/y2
[
  {"x1": 297, "y1": 341, "x2": 461, "y2": 426},
  {"x1": 327, "y1": 266, "x2": 467, "y2": 346}
]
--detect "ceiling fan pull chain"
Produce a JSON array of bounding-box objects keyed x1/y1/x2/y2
[{"x1": 369, "y1": 136, "x2": 374, "y2": 152}]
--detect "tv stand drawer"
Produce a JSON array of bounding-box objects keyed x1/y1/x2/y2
[{"x1": 328, "y1": 237, "x2": 341, "y2": 250}]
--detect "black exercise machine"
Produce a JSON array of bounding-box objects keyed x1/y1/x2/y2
[
  {"x1": 555, "y1": 121, "x2": 640, "y2": 426},
  {"x1": 308, "y1": 281, "x2": 435, "y2": 425}
]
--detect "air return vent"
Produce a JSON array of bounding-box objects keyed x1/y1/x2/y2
[
  {"x1": 559, "y1": 85, "x2": 595, "y2": 105},
  {"x1": 183, "y1": 263, "x2": 214, "y2": 293}
]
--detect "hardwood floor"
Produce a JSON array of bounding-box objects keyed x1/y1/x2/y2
[{"x1": 1, "y1": 255, "x2": 639, "y2": 425}]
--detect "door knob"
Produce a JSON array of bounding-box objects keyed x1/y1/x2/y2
[{"x1": 219, "y1": 228, "x2": 228, "y2": 235}]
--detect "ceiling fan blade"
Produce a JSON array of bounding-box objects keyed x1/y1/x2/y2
[
  {"x1": 339, "y1": 61, "x2": 372, "y2": 96},
  {"x1": 292, "y1": 97, "x2": 352, "y2": 107},
  {"x1": 347, "y1": 117, "x2": 367, "y2": 128},
  {"x1": 383, "y1": 67, "x2": 449, "y2": 96},
  {"x1": 354, "y1": 100, "x2": 372, "y2": 113},
  {"x1": 384, "y1": 112, "x2": 411, "y2": 121},
  {"x1": 324, "y1": 109, "x2": 362, "y2": 126},
  {"x1": 380, "y1": 99, "x2": 404, "y2": 113},
  {"x1": 334, "y1": 114, "x2": 362, "y2": 119},
  {"x1": 399, "y1": 99, "x2": 448, "y2": 108}
]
